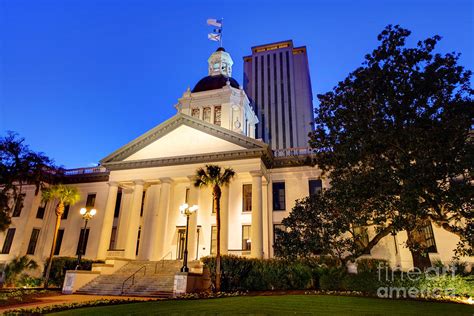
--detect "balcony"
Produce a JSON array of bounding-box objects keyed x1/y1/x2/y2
[
  {"x1": 64, "y1": 166, "x2": 108, "y2": 176},
  {"x1": 273, "y1": 147, "x2": 314, "y2": 157}
]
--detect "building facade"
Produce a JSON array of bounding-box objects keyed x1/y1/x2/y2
[
  {"x1": 0, "y1": 48, "x2": 471, "y2": 275},
  {"x1": 243, "y1": 40, "x2": 314, "y2": 149}
]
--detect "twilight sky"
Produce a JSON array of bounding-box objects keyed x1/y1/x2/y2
[{"x1": 1, "y1": 0, "x2": 472, "y2": 168}]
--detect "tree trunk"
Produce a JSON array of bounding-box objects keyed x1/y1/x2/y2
[
  {"x1": 213, "y1": 185, "x2": 222, "y2": 292},
  {"x1": 44, "y1": 202, "x2": 64, "y2": 288}
]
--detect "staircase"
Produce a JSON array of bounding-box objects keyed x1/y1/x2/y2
[{"x1": 77, "y1": 260, "x2": 185, "y2": 297}]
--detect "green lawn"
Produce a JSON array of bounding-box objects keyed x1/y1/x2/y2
[{"x1": 51, "y1": 295, "x2": 473, "y2": 316}]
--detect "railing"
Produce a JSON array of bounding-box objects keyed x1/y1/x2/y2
[
  {"x1": 273, "y1": 147, "x2": 314, "y2": 158},
  {"x1": 156, "y1": 251, "x2": 173, "y2": 274},
  {"x1": 228, "y1": 249, "x2": 251, "y2": 257},
  {"x1": 63, "y1": 166, "x2": 108, "y2": 176},
  {"x1": 121, "y1": 265, "x2": 146, "y2": 294}
]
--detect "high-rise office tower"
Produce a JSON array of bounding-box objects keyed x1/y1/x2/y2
[{"x1": 243, "y1": 40, "x2": 314, "y2": 150}]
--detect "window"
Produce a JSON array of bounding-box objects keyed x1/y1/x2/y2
[
  {"x1": 1, "y1": 228, "x2": 16, "y2": 254},
  {"x1": 210, "y1": 226, "x2": 217, "y2": 255},
  {"x1": 273, "y1": 224, "x2": 285, "y2": 245},
  {"x1": 12, "y1": 194, "x2": 25, "y2": 217},
  {"x1": 76, "y1": 228, "x2": 90, "y2": 255},
  {"x1": 136, "y1": 226, "x2": 141, "y2": 256},
  {"x1": 242, "y1": 184, "x2": 252, "y2": 212},
  {"x1": 214, "y1": 106, "x2": 222, "y2": 126},
  {"x1": 86, "y1": 194, "x2": 96, "y2": 208},
  {"x1": 309, "y1": 179, "x2": 323, "y2": 196},
  {"x1": 114, "y1": 190, "x2": 122, "y2": 218},
  {"x1": 140, "y1": 191, "x2": 146, "y2": 217},
  {"x1": 109, "y1": 227, "x2": 117, "y2": 250},
  {"x1": 203, "y1": 107, "x2": 211, "y2": 122},
  {"x1": 54, "y1": 229, "x2": 64, "y2": 255},
  {"x1": 27, "y1": 228, "x2": 40, "y2": 255},
  {"x1": 242, "y1": 225, "x2": 251, "y2": 251},
  {"x1": 191, "y1": 108, "x2": 200, "y2": 119},
  {"x1": 36, "y1": 201, "x2": 47, "y2": 219},
  {"x1": 211, "y1": 198, "x2": 216, "y2": 214},
  {"x1": 421, "y1": 222, "x2": 437, "y2": 253},
  {"x1": 272, "y1": 182, "x2": 286, "y2": 211},
  {"x1": 61, "y1": 204, "x2": 70, "y2": 219}
]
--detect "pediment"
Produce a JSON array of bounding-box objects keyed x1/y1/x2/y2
[{"x1": 100, "y1": 113, "x2": 268, "y2": 169}]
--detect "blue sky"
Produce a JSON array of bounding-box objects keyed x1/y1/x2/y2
[{"x1": 1, "y1": 0, "x2": 472, "y2": 168}]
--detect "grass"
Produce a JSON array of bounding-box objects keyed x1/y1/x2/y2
[{"x1": 51, "y1": 295, "x2": 473, "y2": 315}]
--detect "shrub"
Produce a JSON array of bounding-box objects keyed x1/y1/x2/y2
[
  {"x1": 44, "y1": 257, "x2": 103, "y2": 287},
  {"x1": 318, "y1": 267, "x2": 348, "y2": 291},
  {"x1": 356, "y1": 258, "x2": 389, "y2": 273},
  {"x1": 3, "y1": 256, "x2": 38, "y2": 287},
  {"x1": 202, "y1": 256, "x2": 317, "y2": 292}
]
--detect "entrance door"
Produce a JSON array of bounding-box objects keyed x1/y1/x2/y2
[
  {"x1": 176, "y1": 228, "x2": 201, "y2": 260},
  {"x1": 177, "y1": 229, "x2": 186, "y2": 259}
]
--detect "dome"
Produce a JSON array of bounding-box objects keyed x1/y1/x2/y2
[{"x1": 192, "y1": 74, "x2": 240, "y2": 93}]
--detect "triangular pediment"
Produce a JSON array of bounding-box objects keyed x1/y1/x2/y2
[{"x1": 100, "y1": 113, "x2": 268, "y2": 169}]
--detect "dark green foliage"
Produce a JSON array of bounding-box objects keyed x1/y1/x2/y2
[
  {"x1": 318, "y1": 267, "x2": 348, "y2": 291},
  {"x1": 202, "y1": 255, "x2": 316, "y2": 291},
  {"x1": 3, "y1": 256, "x2": 38, "y2": 287},
  {"x1": 277, "y1": 24, "x2": 474, "y2": 262},
  {"x1": 44, "y1": 257, "x2": 103, "y2": 287},
  {"x1": 0, "y1": 132, "x2": 56, "y2": 232}
]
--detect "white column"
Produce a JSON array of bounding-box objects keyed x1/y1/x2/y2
[
  {"x1": 124, "y1": 180, "x2": 144, "y2": 259},
  {"x1": 96, "y1": 182, "x2": 119, "y2": 260},
  {"x1": 267, "y1": 179, "x2": 274, "y2": 258},
  {"x1": 250, "y1": 171, "x2": 263, "y2": 258},
  {"x1": 186, "y1": 176, "x2": 199, "y2": 260},
  {"x1": 138, "y1": 184, "x2": 160, "y2": 260},
  {"x1": 155, "y1": 178, "x2": 172, "y2": 259},
  {"x1": 220, "y1": 185, "x2": 229, "y2": 255},
  {"x1": 116, "y1": 188, "x2": 132, "y2": 250}
]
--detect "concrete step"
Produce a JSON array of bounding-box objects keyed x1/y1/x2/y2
[{"x1": 78, "y1": 260, "x2": 194, "y2": 297}]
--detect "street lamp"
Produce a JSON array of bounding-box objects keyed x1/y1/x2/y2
[
  {"x1": 180, "y1": 203, "x2": 198, "y2": 272},
  {"x1": 76, "y1": 207, "x2": 96, "y2": 269}
]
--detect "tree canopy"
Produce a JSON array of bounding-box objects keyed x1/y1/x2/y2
[
  {"x1": 0, "y1": 132, "x2": 56, "y2": 231},
  {"x1": 276, "y1": 25, "x2": 473, "y2": 263}
]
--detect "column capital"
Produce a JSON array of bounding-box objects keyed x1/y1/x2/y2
[
  {"x1": 160, "y1": 177, "x2": 173, "y2": 184},
  {"x1": 108, "y1": 181, "x2": 119, "y2": 187},
  {"x1": 133, "y1": 179, "x2": 145, "y2": 186},
  {"x1": 187, "y1": 175, "x2": 197, "y2": 181},
  {"x1": 250, "y1": 170, "x2": 263, "y2": 177}
]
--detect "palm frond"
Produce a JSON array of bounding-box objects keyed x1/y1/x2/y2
[
  {"x1": 219, "y1": 168, "x2": 236, "y2": 185},
  {"x1": 42, "y1": 184, "x2": 81, "y2": 206}
]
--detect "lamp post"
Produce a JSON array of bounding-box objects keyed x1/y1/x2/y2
[
  {"x1": 180, "y1": 203, "x2": 198, "y2": 273},
  {"x1": 76, "y1": 207, "x2": 96, "y2": 269}
]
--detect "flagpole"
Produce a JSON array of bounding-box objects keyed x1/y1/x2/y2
[{"x1": 220, "y1": 18, "x2": 223, "y2": 48}]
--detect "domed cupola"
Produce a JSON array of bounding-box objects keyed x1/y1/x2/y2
[
  {"x1": 176, "y1": 47, "x2": 258, "y2": 138},
  {"x1": 192, "y1": 47, "x2": 240, "y2": 93}
]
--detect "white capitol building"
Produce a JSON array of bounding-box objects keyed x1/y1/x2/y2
[{"x1": 1, "y1": 46, "x2": 470, "y2": 294}]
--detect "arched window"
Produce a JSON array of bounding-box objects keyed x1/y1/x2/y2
[
  {"x1": 203, "y1": 107, "x2": 211, "y2": 122},
  {"x1": 191, "y1": 108, "x2": 200, "y2": 119},
  {"x1": 214, "y1": 106, "x2": 222, "y2": 126}
]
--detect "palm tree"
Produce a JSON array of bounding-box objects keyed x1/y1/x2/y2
[
  {"x1": 194, "y1": 165, "x2": 235, "y2": 292},
  {"x1": 42, "y1": 184, "x2": 80, "y2": 288}
]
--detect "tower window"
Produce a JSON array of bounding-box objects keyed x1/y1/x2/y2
[
  {"x1": 214, "y1": 106, "x2": 222, "y2": 126},
  {"x1": 191, "y1": 108, "x2": 200, "y2": 119},
  {"x1": 203, "y1": 107, "x2": 211, "y2": 122}
]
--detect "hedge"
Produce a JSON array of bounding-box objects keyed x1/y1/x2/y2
[{"x1": 202, "y1": 255, "x2": 473, "y2": 298}]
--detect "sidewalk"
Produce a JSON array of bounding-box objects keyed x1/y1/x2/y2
[{"x1": 0, "y1": 294, "x2": 156, "y2": 313}]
